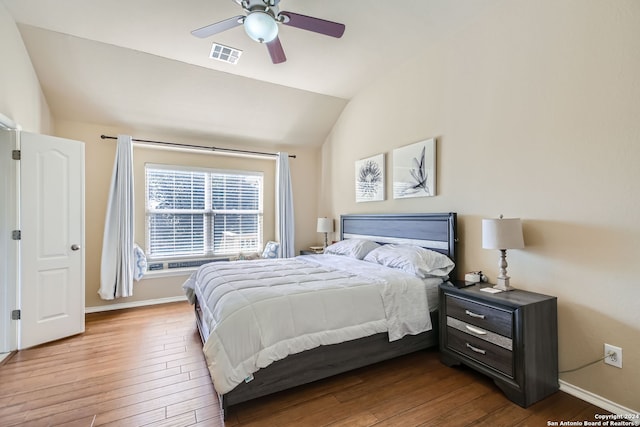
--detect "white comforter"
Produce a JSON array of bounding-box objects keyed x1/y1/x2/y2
[{"x1": 182, "y1": 254, "x2": 441, "y2": 394}]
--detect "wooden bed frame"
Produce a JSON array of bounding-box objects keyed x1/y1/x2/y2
[{"x1": 192, "y1": 212, "x2": 458, "y2": 417}]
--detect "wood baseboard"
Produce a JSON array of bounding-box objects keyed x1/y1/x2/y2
[
  {"x1": 559, "y1": 380, "x2": 639, "y2": 424},
  {"x1": 84, "y1": 295, "x2": 188, "y2": 313}
]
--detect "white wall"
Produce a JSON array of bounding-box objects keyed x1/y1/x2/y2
[{"x1": 320, "y1": 0, "x2": 640, "y2": 412}]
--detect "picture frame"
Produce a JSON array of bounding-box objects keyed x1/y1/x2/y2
[
  {"x1": 355, "y1": 153, "x2": 385, "y2": 202},
  {"x1": 393, "y1": 138, "x2": 436, "y2": 199}
]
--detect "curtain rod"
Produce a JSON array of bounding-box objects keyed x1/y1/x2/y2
[{"x1": 99, "y1": 135, "x2": 296, "y2": 158}]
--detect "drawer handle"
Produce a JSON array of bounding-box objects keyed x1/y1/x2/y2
[
  {"x1": 465, "y1": 309, "x2": 486, "y2": 319},
  {"x1": 465, "y1": 325, "x2": 487, "y2": 335},
  {"x1": 466, "y1": 343, "x2": 487, "y2": 355}
]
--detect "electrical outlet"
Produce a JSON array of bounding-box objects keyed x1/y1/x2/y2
[{"x1": 604, "y1": 344, "x2": 622, "y2": 368}]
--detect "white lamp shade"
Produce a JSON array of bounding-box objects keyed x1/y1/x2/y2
[
  {"x1": 482, "y1": 218, "x2": 524, "y2": 250},
  {"x1": 244, "y1": 11, "x2": 278, "y2": 43},
  {"x1": 316, "y1": 217, "x2": 334, "y2": 233}
]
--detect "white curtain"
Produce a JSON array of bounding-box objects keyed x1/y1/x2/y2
[
  {"x1": 276, "y1": 152, "x2": 295, "y2": 258},
  {"x1": 99, "y1": 135, "x2": 135, "y2": 300}
]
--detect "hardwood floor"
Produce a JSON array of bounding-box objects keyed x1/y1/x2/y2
[{"x1": 0, "y1": 302, "x2": 606, "y2": 426}]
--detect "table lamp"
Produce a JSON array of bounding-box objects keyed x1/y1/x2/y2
[
  {"x1": 317, "y1": 217, "x2": 334, "y2": 249},
  {"x1": 482, "y1": 215, "x2": 525, "y2": 291}
]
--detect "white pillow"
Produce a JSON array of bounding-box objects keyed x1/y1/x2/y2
[
  {"x1": 323, "y1": 239, "x2": 380, "y2": 260},
  {"x1": 363, "y1": 244, "x2": 454, "y2": 278}
]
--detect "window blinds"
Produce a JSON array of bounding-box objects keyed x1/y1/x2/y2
[{"x1": 145, "y1": 165, "x2": 263, "y2": 258}]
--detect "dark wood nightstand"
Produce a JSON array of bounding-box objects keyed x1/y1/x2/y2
[
  {"x1": 299, "y1": 250, "x2": 320, "y2": 255},
  {"x1": 439, "y1": 281, "x2": 558, "y2": 407}
]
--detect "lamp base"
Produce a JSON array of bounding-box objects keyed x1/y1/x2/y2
[
  {"x1": 493, "y1": 249, "x2": 516, "y2": 291},
  {"x1": 493, "y1": 277, "x2": 515, "y2": 292}
]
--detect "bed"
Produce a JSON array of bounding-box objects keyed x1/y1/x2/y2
[{"x1": 183, "y1": 212, "x2": 457, "y2": 417}]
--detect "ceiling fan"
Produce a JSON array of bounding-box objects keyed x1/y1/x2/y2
[{"x1": 191, "y1": 0, "x2": 346, "y2": 64}]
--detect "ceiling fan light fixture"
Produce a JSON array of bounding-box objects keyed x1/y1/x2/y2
[{"x1": 244, "y1": 11, "x2": 278, "y2": 43}]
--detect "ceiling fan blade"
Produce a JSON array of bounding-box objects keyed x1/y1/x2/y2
[
  {"x1": 279, "y1": 11, "x2": 345, "y2": 38},
  {"x1": 191, "y1": 16, "x2": 244, "y2": 38},
  {"x1": 266, "y1": 37, "x2": 286, "y2": 64}
]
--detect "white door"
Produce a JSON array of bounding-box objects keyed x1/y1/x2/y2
[
  {"x1": 0, "y1": 129, "x2": 19, "y2": 353},
  {"x1": 19, "y1": 132, "x2": 85, "y2": 349}
]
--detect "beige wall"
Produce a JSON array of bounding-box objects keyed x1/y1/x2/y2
[
  {"x1": 55, "y1": 120, "x2": 319, "y2": 309},
  {"x1": 0, "y1": 3, "x2": 52, "y2": 133},
  {"x1": 320, "y1": 0, "x2": 640, "y2": 412}
]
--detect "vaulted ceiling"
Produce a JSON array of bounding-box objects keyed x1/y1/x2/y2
[{"x1": 3, "y1": 0, "x2": 499, "y2": 147}]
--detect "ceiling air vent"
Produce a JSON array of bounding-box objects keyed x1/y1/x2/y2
[{"x1": 209, "y1": 43, "x2": 242, "y2": 64}]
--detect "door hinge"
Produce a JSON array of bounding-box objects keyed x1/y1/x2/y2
[
  {"x1": 11, "y1": 230, "x2": 21, "y2": 240},
  {"x1": 11, "y1": 310, "x2": 21, "y2": 320},
  {"x1": 12, "y1": 150, "x2": 21, "y2": 160}
]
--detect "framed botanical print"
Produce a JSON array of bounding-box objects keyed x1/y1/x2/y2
[
  {"x1": 355, "y1": 153, "x2": 385, "y2": 202},
  {"x1": 393, "y1": 138, "x2": 436, "y2": 199}
]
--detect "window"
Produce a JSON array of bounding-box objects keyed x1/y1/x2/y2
[{"x1": 145, "y1": 164, "x2": 263, "y2": 260}]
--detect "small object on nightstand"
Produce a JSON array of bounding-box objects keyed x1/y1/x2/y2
[
  {"x1": 464, "y1": 271, "x2": 482, "y2": 283},
  {"x1": 480, "y1": 287, "x2": 503, "y2": 294},
  {"x1": 464, "y1": 271, "x2": 486, "y2": 287},
  {"x1": 309, "y1": 246, "x2": 324, "y2": 253}
]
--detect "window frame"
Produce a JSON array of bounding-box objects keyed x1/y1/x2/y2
[{"x1": 144, "y1": 163, "x2": 264, "y2": 262}]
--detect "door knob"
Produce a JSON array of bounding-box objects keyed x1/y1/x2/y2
[{"x1": 71, "y1": 244, "x2": 80, "y2": 251}]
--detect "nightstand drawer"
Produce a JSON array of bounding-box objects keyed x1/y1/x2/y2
[
  {"x1": 446, "y1": 295, "x2": 513, "y2": 338},
  {"x1": 447, "y1": 327, "x2": 514, "y2": 377},
  {"x1": 447, "y1": 316, "x2": 512, "y2": 350}
]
